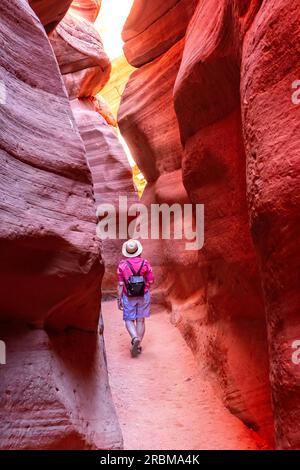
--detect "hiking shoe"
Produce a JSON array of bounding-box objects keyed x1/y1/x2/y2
[{"x1": 131, "y1": 338, "x2": 141, "y2": 357}]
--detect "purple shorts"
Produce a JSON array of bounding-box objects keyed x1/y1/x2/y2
[{"x1": 122, "y1": 291, "x2": 151, "y2": 321}]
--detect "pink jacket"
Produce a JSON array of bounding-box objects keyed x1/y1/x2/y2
[{"x1": 117, "y1": 256, "x2": 154, "y2": 296}]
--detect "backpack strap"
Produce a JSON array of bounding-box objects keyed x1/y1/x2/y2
[
  {"x1": 137, "y1": 259, "x2": 145, "y2": 276},
  {"x1": 126, "y1": 259, "x2": 145, "y2": 276},
  {"x1": 126, "y1": 260, "x2": 136, "y2": 276}
]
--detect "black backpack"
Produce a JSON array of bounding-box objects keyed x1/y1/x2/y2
[{"x1": 126, "y1": 260, "x2": 145, "y2": 297}]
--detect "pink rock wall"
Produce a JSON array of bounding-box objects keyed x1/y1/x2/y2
[
  {"x1": 50, "y1": 11, "x2": 111, "y2": 99},
  {"x1": 240, "y1": 0, "x2": 300, "y2": 449},
  {"x1": 29, "y1": 0, "x2": 73, "y2": 32},
  {"x1": 69, "y1": 0, "x2": 101, "y2": 23},
  {"x1": 70, "y1": 99, "x2": 137, "y2": 293},
  {"x1": 119, "y1": 39, "x2": 185, "y2": 182},
  {"x1": 0, "y1": 0, "x2": 122, "y2": 449},
  {"x1": 171, "y1": 0, "x2": 273, "y2": 443},
  {"x1": 50, "y1": 5, "x2": 137, "y2": 294},
  {"x1": 122, "y1": 0, "x2": 198, "y2": 67},
  {"x1": 0, "y1": 0, "x2": 101, "y2": 331},
  {"x1": 0, "y1": 326, "x2": 121, "y2": 449},
  {"x1": 118, "y1": 0, "x2": 300, "y2": 448}
]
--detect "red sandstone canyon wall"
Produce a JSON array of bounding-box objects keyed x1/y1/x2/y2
[
  {"x1": 119, "y1": 0, "x2": 300, "y2": 448},
  {"x1": 122, "y1": 0, "x2": 198, "y2": 67},
  {"x1": 50, "y1": 4, "x2": 137, "y2": 294},
  {"x1": 172, "y1": 0, "x2": 273, "y2": 444},
  {"x1": 29, "y1": 0, "x2": 73, "y2": 32},
  {"x1": 240, "y1": 0, "x2": 300, "y2": 449},
  {"x1": 0, "y1": 0, "x2": 122, "y2": 449}
]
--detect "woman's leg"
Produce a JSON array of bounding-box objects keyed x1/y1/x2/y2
[
  {"x1": 136, "y1": 318, "x2": 146, "y2": 341},
  {"x1": 125, "y1": 320, "x2": 138, "y2": 340}
]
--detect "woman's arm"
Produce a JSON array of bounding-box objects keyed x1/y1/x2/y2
[
  {"x1": 145, "y1": 260, "x2": 154, "y2": 289},
  {"x1": 117, "y1": 283, "x2": 124, "y2": 310}
]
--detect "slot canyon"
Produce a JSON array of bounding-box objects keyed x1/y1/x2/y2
[{"x1": 0, "y1": 0, "x2": 300, "y2": 451}]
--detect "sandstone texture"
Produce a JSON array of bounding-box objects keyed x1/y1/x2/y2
[
  {"x1": 101, "y1": 55, "x2": 135, "y2": 120},
  {"x1": 172, "y1": 0, "x2": 273, "y2": 443},
  {"x1": 122, "y1": 0, "x2": 198, "y2": 67},
  {"x1": 70, "y1": 99, "x2": 137, "y2": 293},
  {"x1": 50, "y1": 11, "x2": 111, "y2": 99},
  {"x1": 0, "y1": 0, "x2": 101, "y2": 331},
  {"x1": 240, "y1": 0, "x2": 300, "y2": 449},
  {"x1": 29, "y1": 0, "x2": 73, "y2": 32},
  {"x1": 69, "y1": 0, "x2": 101, "y2": 22},
  {"x1": 50, "y1": 3, "x2": 137, "y2": 294},
  {"x1": 0, "y1": 0, "x2": 122, "y2": 449},
  {"x1": 119, "y1": 39, "x2": 185, "y2": 183},
  {"x1": 0, "y1": 327, "x2": 121, "y2": 449},
  {"x1": 119, "y1": 0, "x2": 300, "y2": 448},
  {"x1": 2, "y1": 0, "x2": 299, "y2": 451}
]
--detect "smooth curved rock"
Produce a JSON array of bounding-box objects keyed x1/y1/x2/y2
[
  {"x1": 168, "y1": 0, "x2": 274, "y2": 445},
  {"x1": 123, "y1": 0, "x2": 179, "y2": 41},
  {"x1": 0, "y1": 0, "x2": 122, "y2": 449},
  {"x1": 0, "y1": 0, "x2": 101, "y2": 330},
  {"x1": 50, "y1": 6, "x2": 137, "y2": 294},
  {"x1": 174, "y1": 0, "x2": 240, "y2": 144},
  {"x1": 119, "y1": 39, "x2": 185, "y2": 182},
  {"x1": 70, "y1": 98, "x2": 137, "y2": 293},
  {"x1": 123, "y1": 0, "x2": 198, "y2": 67},
  {"x1": 70, "y1": 100, "x2": 135, "y2": 207},
  {"x1": 119, "y1": 0, "x2": 275, "y2": 447},
  {"x1": 0, "y1": 327, "x2": 122, "y2": 449},
  {"x1": 50, "y1": 12, "x2": 111, "y2": 99},
  {"x1": 173, "y1": 0, "x2": 261, "y2": 144},
  {"x1": 69, "y1": 0, "x2": 101, "y2": 23},
  {"x1": 241, "y1": 0, "x2": 300, "y2": 450},
  {"x1": 29, "y1": 0, "x2": 73, "y2": 32}
]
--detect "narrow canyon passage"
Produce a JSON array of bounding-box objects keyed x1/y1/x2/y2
[
  {"x1": 102, "y1": 301, "x2": 266, "y2": 450},
  {"x1": 1, "y1": 0, "x2": 299, "y2": 452}
]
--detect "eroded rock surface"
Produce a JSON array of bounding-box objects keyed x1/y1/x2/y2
[
  {"x1": 69, "y1": 0, "x2": 101, "y2": 22},
  {"x1": 122, "y1": 0, "x2": 198, "y2": 67},
  {"x1": 172, "y1": 0, "x2": 273, "y2": 444},
  {"x1": 119, "y1": 0, "x2": 300, "y2": 448},
  {"x1": 0, "y1": 0, "x2": 122, "y2": 449},
  {"x1": 50, "y1": 4, "x2": 137, "y2": 294},
  {"x1": 0, "y1": 327, "x2": 121, "y2": 449},
  {"x1": 50, "y1": 11, "x2": 111, "y2": 99},
  {"x1": 241, "y1": 0, "x2": 300, "y2": 449},
  {"x1": 119, "y1": 39, "x2": 185, "y2": 182},
  {"x1": 29, "y1": 0, "x2": 73, "y2": 32}
]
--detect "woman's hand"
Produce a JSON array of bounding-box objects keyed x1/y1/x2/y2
[{"x1": 117, "y1": 297, "x2": 124, "y2": 311}]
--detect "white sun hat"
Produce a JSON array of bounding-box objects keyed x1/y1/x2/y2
[{"x1": 122, "y1": 239, "x2": 143, "y2": 258}]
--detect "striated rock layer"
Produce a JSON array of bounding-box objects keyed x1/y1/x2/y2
[
  {"x1": 50, "y1": 11, "x2": 111, "y2": 99},
  {"x1": 70, "y1": 99, "x2": 137, "y2": 293},
  {"x1": 69, "y1": 0, "x2": 101, "y2": 23},
  {"x1": 50, "y1": 5, "x2": 137, "y2": 294},
  {"x1": 0, "y1": 0, "x2": 101, "y2": 331},
  {"x1": 172, "y1": 0, "x2": 273, "y2": 444},
  {"x1": 29, "y1": 0, "x2": 73, "y2": 32},
  {"x1": 122, "y1": 0, "x2": 198, "y2": 67},
  {"x1": 0, "y1": 327, "x2": 121, "y2": 449},
  {"x1": 119, "y1": 39, "x2": 185, "y2": 182},
  {"x1": 240, "y1": 0, "x2": 300, "y2": 449},
  {"x1": 0, "y1": 0, "x2": 122, "y2": 449},
  {"x1": 119, "y1": 0, "x2": 300, "y2": 448}
]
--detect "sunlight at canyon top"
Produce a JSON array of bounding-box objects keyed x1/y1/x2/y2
[{"x1": 95, "y1": 0, "x2": 134, "y2": 60}]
